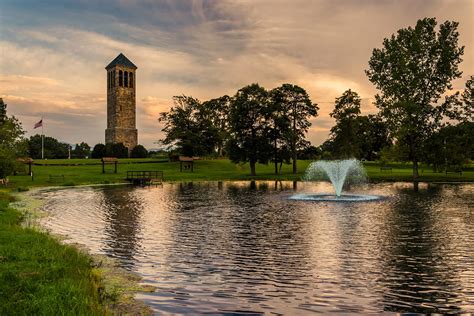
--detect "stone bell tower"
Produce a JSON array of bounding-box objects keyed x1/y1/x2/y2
[{"x1": 105, "y1": 53, "x2": 138, "y2": 152}]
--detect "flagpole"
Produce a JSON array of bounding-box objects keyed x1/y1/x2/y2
[{"x1": 41, "y1": 117, "x2": 44, "y2": 160}]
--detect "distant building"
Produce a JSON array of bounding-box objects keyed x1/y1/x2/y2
[{"x1": 105, "y1": 53, "x2": 138, "y2": 152}]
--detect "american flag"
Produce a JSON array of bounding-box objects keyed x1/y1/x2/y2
[{"x1": 34, "y1": 119, "x2": 43, "y2": 129}]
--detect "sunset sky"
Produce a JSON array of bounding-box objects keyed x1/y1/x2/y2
[{"x1": 0, "y1": 0, "x2": 472, "y2": 149}]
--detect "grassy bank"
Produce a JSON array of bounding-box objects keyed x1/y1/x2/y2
[
  {"x1": 6, "y1": 159, "x2": 474, "y2": 189},
  {"x1": 0, "y1": 191, "x2": 103, "y2": 315}
]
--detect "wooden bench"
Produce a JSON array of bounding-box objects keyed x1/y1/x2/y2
[
  {"x1": 49, "y1": 174, "x2": 65, "y2": 182},
  {"x1": 126, "y1": 171, "x2": 163, "y2": 185},
  {"x1": 101, "y1": 157, "x2": 118, "y2": 174}
]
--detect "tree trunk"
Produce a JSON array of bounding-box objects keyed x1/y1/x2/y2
[
  {"x1": 274, "y1": 138, "x2": 278, "y2": 175},
  {"x1": 413, "y1": 160, "x2": 419, "y2": 180},
  {"x1": 413, "y1": 159, "x2": 419, "y2": 192},
  {"x1": 250, "y1": 160, "x2": 256, "y2": 176},
  {"x1": 292, "y1": 153, "x2": 297, "y2": 174},
  {"x1": 292, "y1": 105, "x2": 297, "y2": 174}
]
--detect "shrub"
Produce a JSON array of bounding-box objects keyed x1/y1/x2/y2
[
  {"x1": 130, "y1": 145, "x2": 148, "y2": 158},
  {"x1": 91, "y1": 144, "x2": 106, "y2": 159}
]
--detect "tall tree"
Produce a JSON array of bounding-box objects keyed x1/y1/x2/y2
[
  {"x1": 200, "y1": 96, "x2": 231, "y2": 156},
  {"x1": 268, "y1": 88, "x2": 292, "y2": 174},
  {"x1": 271, "y1": 84, "x2": 318, "y2": 174},
  {"x1": 227, "y1": 84, "x2": 272, "y2": 176},
  {"x1": 366, "y1": 17, "x2": 464, "y2": 183},
  {"x1": 329, "y1": 89, "x2": 362, "y2": 158}
]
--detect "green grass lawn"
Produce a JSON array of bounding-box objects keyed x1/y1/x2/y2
[
  {"x1": 0, "y1": 192, "x2": 103, "y2": 315},
  {"x1": 6, "y1": 158, "x2": 473, "y2": 189}
]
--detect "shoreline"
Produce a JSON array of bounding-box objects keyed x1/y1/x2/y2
[{"x1": 0, "y1": 189, "x2": 155, "y2": 315}]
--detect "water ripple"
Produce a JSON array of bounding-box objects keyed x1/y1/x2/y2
[{"x1": 38, "y1": 182, "x2": 474, "y2": 314}]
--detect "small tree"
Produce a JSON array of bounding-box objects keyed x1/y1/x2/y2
[
  {"x1": 366, "y1": 17, "x2": 464, "y2": 183},
  {"x1": 91, "y1": 144, "x2": 106, "y2": 159},
  {"x1": 131, "y1": 145, "x2": 148, "y2": 158},
  {"x1": 106, "y1": 143, "x2": 128, "y2": 158}
]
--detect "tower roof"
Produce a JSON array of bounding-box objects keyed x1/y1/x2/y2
[{"x1": 105, "y1": 53, "x2": 137, "y2": 70}]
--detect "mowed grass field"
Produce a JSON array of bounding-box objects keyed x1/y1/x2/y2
[{"x1": 7, "y1": 158, "x2": 473, "y2": 188}]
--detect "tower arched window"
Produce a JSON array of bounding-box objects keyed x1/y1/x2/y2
[
  {"x1": 119, "y1": 70, "x2": 123, "y2": 87},
  {"x1": 124, "y1": 71, "x2": 128, "y2": 87},
  {"x1": 129, "y1": 72, "x2": 133, "y2": 88}
]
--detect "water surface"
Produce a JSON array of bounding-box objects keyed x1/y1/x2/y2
[{"x1": 38, "y1": 181, "x2": 474, "y2": 314}]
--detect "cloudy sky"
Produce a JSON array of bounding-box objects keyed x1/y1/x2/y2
[{"x1": 0, "y1": 0, "x2": 472, "y2": 148}]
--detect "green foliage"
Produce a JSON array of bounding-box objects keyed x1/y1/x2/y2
[
  {"x1": 0, "y1": 98, "x2": 7, "y2": 124},
  {"x1": 159, "y1": 96, "x2": 225, "y2": 157},
  {"x1": 423, "y1": 121, "x2": 473, "y2": 171},
  {"x1": 328, "y1": 89, "x2": 362, "y2": 158},
  {"x1": 72, "y1": 142, "x2": 91, "y2": 158},
  {"x1": 461, "y1": 76, "x2": 473, "y2": 120},
  {"x1": 0, "y1": 99, "x2": 26, "y2": 178},
  {"x1": 227, "y1": 84, "x2": 273, "y2": 176},
  {"x1": 354, "y1": 115, "x2": 391, "y2": 161},
  {"x1": 131, "y1": 145, "x2": 148, "y2": 158},
  {"x1": 0, "y1": 148, "x2": 15, "y2": 178},
  {"x1": 298, "y1": 145, "x2": 321, "y2": 160},
  {"x1": 271, "y1": 84, "x2": 318, "y2": 173},
  {"x1": 200, "y1": 96, "x2": 231, "y2": 156},
  {"x1": 105, "y1": 143, "x2": 128, "y2": 158},
  {"x1": 366, "y1": 17, "x2": 465, "y2": 180},
  {"x1": 28, "y1": 135, "x2": 69, "y2": 159},
  {"x1": 91, "y1": 143, "x2": 106, "y2": 158}
]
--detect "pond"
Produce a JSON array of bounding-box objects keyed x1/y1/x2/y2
[{"x1": 38, "y1": 181, "x2": 474, "y2": 314}]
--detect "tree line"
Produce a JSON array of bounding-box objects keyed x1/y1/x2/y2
[{"x1": 159, "y1": 83, "x2": 318, "y2": 175}]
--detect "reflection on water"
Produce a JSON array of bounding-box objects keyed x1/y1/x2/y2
[{"x1": 39, "y1": 182, "x2": 474, "y2": 314}]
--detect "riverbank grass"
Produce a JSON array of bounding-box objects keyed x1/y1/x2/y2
[{"x1": 0, "y1": 191, "x2": 103, "y2": 315}]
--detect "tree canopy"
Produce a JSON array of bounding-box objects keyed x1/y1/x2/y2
[
  {"x1": 227, "y1": 84, "x2": 272, "y2": 176},
  {"x1": 159, "y1": 96, "x2": 220, "y2": 157},
  {"x1": 366, "y1": 17, "x2": 465, "y2": 182},
  {"x1": 271, "y1": 84, "x2": 318, "y2": 173}
]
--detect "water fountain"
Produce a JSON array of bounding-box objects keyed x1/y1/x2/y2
[{"x1": 289, "y1": 159, "x2": 382, "y2": 201}]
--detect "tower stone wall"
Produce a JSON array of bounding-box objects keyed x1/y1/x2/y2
[{"x1": 105, "y1": 53, "x2": 138, "y2": 153}]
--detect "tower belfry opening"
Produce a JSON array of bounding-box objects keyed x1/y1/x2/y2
[{"x1": 105, "y1": 53, "x2": 138, "y2": 154}]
